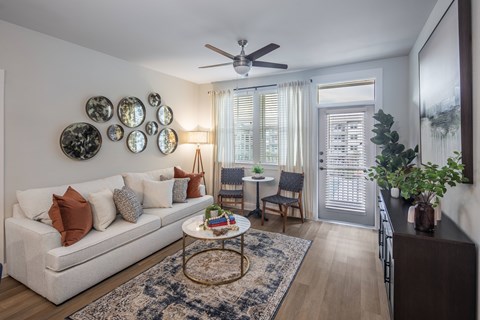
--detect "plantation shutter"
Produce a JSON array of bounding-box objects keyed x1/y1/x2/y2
[
  {"x1": 233, "y1": 94, "x2": 254, "y2": 162},
  {"x1": 325, "y1": 112, "x2": 367, "y2": 212},
  {"x1": 260, "y1": 93, "x2": 279, "y2": 164}
]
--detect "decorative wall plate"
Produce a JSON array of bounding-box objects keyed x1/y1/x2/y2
[
  {"x1": 117, "y1": 97, "x2": 146, "y2": 128},
  {"x1": 127, "y1": 130, "x2": 147, "y2": 153},
  {"x1": 158, "y1": 128, "x2": 178, "y2": 154},
  {"x1": 148, "y1": 92, "x2": 162, "y2": 107},
  {"x1": 86, "y1": 96, "x2": 114, "y2": 123},
  {"x1": 157, "y1": 105, "x2": 173, "y2": 125},
  {"x1": 107, "y1": 124, "x2": 124, "y2": 141},
  {"x1": 60, "y1": 122, "x2": 102, "y2": 160},
  {"x1": 145, "y1": 121, "x2": 159, "y2": 136}
]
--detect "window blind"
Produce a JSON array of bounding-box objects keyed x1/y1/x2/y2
[
  {"x1": 325, "y1": 112, "x2": 367, "y2": 212},
  {"x1": 260, "y1": 93, "x2": 279, "y2": 164},
  {"x1": 233, "y1": 95, "x2": 253, "y2": 162}
]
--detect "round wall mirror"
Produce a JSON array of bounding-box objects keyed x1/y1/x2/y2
[
  {"x1": 86, "y1": 96, "x2": 114, "y2": 123},
  {"x1": 157, "y1": 105, "x2": 173, "y2": 126},
  {"x1": 127, "y1": 130, "x2": 147, "y2": 153},
  {"x1": 60, "y1": 122, "x2": 102, "y2": 160},
  {"x1": 145, "y1": 121, "x2": 159, "y2": 136},
  {"x1": 107, "y1": 124, "x2": 124, "y2": 141},
  {"x1": 158, "y1": 128, "x2": 178, "y2": 154},
  {"x1": 117, "y1": 97, "x2": 146, "y2": 128},
  {"x1": 148, "y1": 92, "x2": 161, "y2": 107}
]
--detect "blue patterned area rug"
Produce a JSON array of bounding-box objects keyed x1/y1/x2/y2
[{"x1": 67, "y1": 229, "x2": 311, "y2": 320}]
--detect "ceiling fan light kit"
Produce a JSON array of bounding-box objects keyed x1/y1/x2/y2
[
  {"x1": 233, "y1": 57, "x2": 252, "y2": 75},
  {"x1": 200, "y1": 39, "x2": 288, "y2": 76}
]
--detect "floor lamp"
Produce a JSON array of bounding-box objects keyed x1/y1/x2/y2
[{"x1": 186, "y1": 131, "x2": 209, "y2": 193}]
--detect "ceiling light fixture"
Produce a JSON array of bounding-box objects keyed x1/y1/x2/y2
[{"x1": 233, "y1": 56, "x2": 252, "y2": 75}]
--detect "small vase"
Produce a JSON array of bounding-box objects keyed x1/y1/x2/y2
[
  {"x1": 390, "y1": 187, "x2": 400, "y2": 198},
  {"x1": 414, "y1": 203, "x2": 435, "y2": 232}
]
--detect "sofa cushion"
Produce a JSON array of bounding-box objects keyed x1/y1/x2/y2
[
  {"x1": 173, "y1": 167, "x2": 204, "y2": 198},
  {"x1": 113, "y1": 186, "x2": 143, "y2": 223},
  {"x1": 49, "y1": 187, "x2": 93, "y2": 247},
  {"x1": 122, "y1": 167, "x2": 174, "y2": 204},
  {"x1": 16, "y1": 175, "x2": 125, "y2": 224},
  {"x1": 46, "y1": 214, "x2": 161, "y2": 272},
  {"x1": 88, "y1": 188, "x2": 117, "y2": 231},
  {"x1": 143, "y1": 195, "x2": 213, "y2": 227},
  {"x1": 160, "y1": 176, "x2": 189, "y2": 203},
  {"x1": 142, "y1": 179, "x2": 174, "y2": 208}
]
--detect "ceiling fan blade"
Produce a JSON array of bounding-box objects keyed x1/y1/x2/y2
[
  {"x1": 198, "y1": 62, "x2": 232, "y2": 69},
  {"x1": 246, "y1": 43, "x2": 280, "y2": 61},
  {"x1": 252, "y1": 60, "x2": 288, "y2": 69},
  {"x1": 205, "y1": 44, "x2": 235, "y2": 60}
]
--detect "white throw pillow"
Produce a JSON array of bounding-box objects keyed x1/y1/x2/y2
[
  {"x1": 142, "y1": 179, "x2": 174, "y2": 208},
  {"x1": 88, "y1": 188, "x2": 117, "y2": 231}
]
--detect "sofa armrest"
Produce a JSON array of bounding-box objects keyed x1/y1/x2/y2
[{"x1": 5, "y1": 217, "x2": 61, "y2": 297}]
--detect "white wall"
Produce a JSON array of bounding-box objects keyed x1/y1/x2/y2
[
  {"x1": 0, "y1": 21, "x2": 204, "y2": 264},
  {"x1": 0, "y1": 69, "x2": 4, "y2": 273},
  {"x1": 204, "y1": 56, "x2": 411, "y2": 212},
  {"x1": 409, "y1": 0, "x2": 480, "y2": 316}
]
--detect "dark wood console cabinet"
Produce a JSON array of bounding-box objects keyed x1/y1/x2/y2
[{"x1": 378, "y1": 190, "x2": 476, "y2": 320}]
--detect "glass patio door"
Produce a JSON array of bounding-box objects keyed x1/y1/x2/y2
[{"x1": 318, "y1": 107, "x2": 375, "y2": 226}]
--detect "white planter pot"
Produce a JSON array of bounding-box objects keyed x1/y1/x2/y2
[{"x1": 390, "y1": 187, "x2": 400, "y2": 198}]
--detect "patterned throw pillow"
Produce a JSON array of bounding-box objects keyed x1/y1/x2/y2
[
  {"x1": 113, "y1": 186, "x2": 143, "y2": 223},
  {"x1": 160, "y1": 175, "x2": 190, "y2": 203},
  {"x1": 173, "y1": 167, "x2": 204, "y2": 198}
]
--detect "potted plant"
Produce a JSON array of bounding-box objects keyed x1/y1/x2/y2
[
  {"x1": 252, "y1": 164, "x2": 264, "y2": 179},
  {"x1": 366, "y1": 109, "x2": 418, "y2": 191},
  {"x1": 205, "y1": 204, "x2": 222, "y2": 220},
  {"x1": 386, "y1": 168, "x2": 406, "y2": 198},
  {"x1": 399, "y1": 152, "x2": 467, "y2": 232}
]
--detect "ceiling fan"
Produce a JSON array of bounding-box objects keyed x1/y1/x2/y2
[{"x1": 199, "y1": 40, "x2": 288, "y2": 76}]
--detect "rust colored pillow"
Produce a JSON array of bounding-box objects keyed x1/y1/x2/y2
[
  {"x1": 48, "y1": 186, "x2": 93, "y2": 246},
  {"x1": 174, "y1": 167, "x2": 204, "y2": 198}
]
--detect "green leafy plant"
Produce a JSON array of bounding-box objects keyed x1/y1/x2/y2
[
  {"x1": 366, "y1": 109, "x2": 418, "y2": 189},
  {"x1": 399, "y1": 152, "x2": 467, "y2": 207},
  {"x1": 205, "y1": 204, "x2": 221, "y2": 212},
  {"x1": 252, "y1": 164, "x2": 264, "y2": 174}
]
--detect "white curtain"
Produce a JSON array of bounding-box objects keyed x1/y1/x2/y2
[
  {"x1": 278, "y1": 81, "x2": 314, "y2": 219},
  {"x1": 211, "y1": 90, "x2": 235, "y2": 197}
]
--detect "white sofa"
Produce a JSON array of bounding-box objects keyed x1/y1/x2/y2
[{"x1": 5, "y1": 167, "x2": 213, "y2": 305}]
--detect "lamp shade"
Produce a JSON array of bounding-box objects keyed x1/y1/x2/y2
[{"x1": 186, "y1": 131, "x2": 209, "y2": 144}]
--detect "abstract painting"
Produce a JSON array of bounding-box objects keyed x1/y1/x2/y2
[{"x1": 418, "y1": 0, "x2": 473, "y2": 182}]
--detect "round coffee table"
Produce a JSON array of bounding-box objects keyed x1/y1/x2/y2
[{"x1": 182, "y1": 214, "x2": 251, "y2": 285}]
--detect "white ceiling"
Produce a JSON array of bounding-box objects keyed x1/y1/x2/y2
[{"x1": 0, "y1": 0, "x2": 437, "y2": 84}]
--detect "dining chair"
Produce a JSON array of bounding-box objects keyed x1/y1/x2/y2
[
  {"x1": 217, "y1": 167, "x2": 244, "y2": 213},
  {"x1": 261, "y1": 171, "x2": 304, "y2": 232}
]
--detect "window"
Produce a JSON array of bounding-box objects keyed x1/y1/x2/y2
[
  {"x1": 318, "y1": 80, "x2": 375, "y2": 105},
  {"x1": 233, "y1": 95, "x2": 253, "y2": 162},
  {"x1": 234, "y1": 90, "x2": 278, "y2": 164}
]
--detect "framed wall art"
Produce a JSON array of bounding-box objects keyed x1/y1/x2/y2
[{"x1": 418, "y1": 0, "x2": 472, "y2": 182}]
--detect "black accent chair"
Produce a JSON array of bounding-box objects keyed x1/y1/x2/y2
[
  {"x1": 217, "y1": 167, "x2": 244, "y2": 213},
  {"x1": 261, "y1": 171, "x2": 304, "y2": 232}
]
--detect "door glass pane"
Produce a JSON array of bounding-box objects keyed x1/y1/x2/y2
[{"x1": 325, "y1": 112, "x2": 367, "y2": 213}]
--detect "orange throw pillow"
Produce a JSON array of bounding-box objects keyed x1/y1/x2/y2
[
  {"x1": 48, "y1": 186, "x2": 93, "y2": 246},
  {"x1": 174, "y1": 167, "x2": 204, "y2": 198}
]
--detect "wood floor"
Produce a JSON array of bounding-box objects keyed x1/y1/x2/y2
[{"x1": 0, "y1": 214, "x2": 390, "y2": 320}]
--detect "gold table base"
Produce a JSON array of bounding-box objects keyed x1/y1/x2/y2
[{"x1": 182, "y1": 233, "x2": 250, "y2": 285}]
